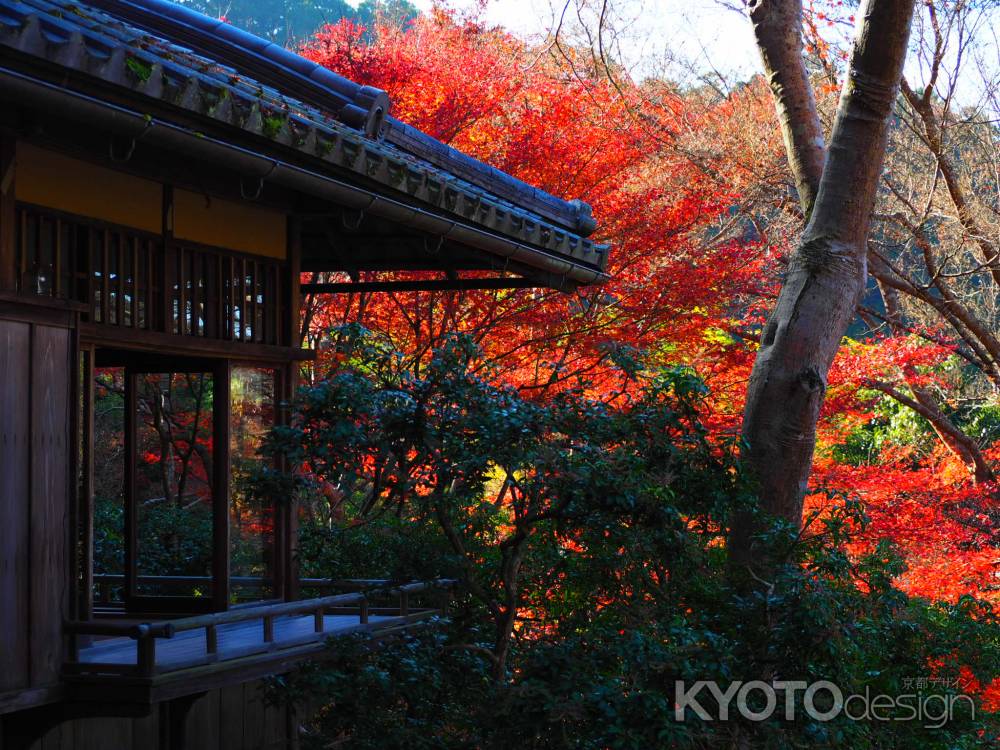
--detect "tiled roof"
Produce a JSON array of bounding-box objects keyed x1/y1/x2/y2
[{"x1": 0, "y1": 0, "x2": 609, "y2": 281}]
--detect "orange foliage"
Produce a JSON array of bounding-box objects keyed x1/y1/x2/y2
[
  {"x1": 298, "y1": 9, "x2": 1000, "y2": 617},
  {"x1": 299, "y1": 10, "x2": 763, "y2": 398}
]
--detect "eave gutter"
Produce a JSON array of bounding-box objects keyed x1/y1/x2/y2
[{"x1": 0, "y1": 66, "x2": 610, "y2": 290}]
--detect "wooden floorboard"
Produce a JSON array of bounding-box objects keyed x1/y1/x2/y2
[{"x1": 78, "y1": 614, "x2": 393, "y2": 670}]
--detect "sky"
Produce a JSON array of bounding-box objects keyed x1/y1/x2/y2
[
  {"x1": 355, "y1": 0, "x2": 766, "y2": 84},
  {"x1": 479, "y1": 0, "x2": 762, "y2": 81},
  {"x1": 343, "y1": 0, "x2": 999, "y2": 108}
]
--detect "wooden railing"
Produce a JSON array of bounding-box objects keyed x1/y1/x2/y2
[
  {"x1": 91, "y1": 574, "x2": 375, "y2": 606},
  {"x1": 92, "y1": 574, "x2": 278, "y2": 606},
  {"x1": 14, "y1": 203, "x2": 288, "y2": 345},
  {"x1": 66, "y1": 579, "x2": 456, "y2": 680}
]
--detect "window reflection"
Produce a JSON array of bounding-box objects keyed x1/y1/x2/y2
[
  {"x1": 89, "y1": 361, "x2": 279, "y2": 609},
  {"x1": 230, "y1": 367, "x2": 277, "y2": 601},
  {"x1": 92, "y1": 367, "x2": 126, "y2": 605}
]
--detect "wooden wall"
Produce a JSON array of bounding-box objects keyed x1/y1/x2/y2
[
  {"x1": 1, "y1": 132, "x2": 74, "y2": 700},
  {"x1": 0, "y1": 318, "x2": 31, "y2": 693},
  {"x1": 1, "y1": 680, "x2": 295, "y2": 750},
  {"x1": 15, "y1": 144, "x2": 288, "y2": 260},
  {"x1": 15, "y1": 143, "x2": 162, "y2": 234},
  {"x1": 0, "y1": 310, "x2": 73, "y2": 695}
]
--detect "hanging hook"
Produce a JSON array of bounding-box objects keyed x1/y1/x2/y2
[
  {"x1": 240, "y1": 161, "x2": 278, "y2": 201},
  {"x1": 341, "y1": 209, "x2": 365, "y2": 231},
  {"x1": 423, "y1": 235, "x2": 445, "y2": 255},
  {"x1": 240, "y1": 176, "x2": 264, "y2": 201},
  {"x1": 109, "y1": 120, "x2": 153, "y2": 163},
  {"x1": 109, "y1": 135, "x2": 137, "y2": 163}
]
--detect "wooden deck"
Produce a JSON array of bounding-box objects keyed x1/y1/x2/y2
[
  {"x1": 77, "y1": 613, "x2": 396, "y2": 673},
  {"x1": 61, "y1": 580, "x2": 454, "y2": 703}
]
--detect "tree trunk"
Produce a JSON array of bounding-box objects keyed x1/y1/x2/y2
[
  {"x1": 733, "y1": 0, "x2": 916, "y2": 561},
  {"x1": 747, "y1": 0, "x2": 826, "y2": 217}
]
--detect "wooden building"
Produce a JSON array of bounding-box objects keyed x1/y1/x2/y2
[{"x1": 0, "y1": 1, "x2": 608, "y2": 747}]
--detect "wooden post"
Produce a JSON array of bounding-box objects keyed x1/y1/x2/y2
[
  {"x1": 79, "y1": 346, "x2": 95, "y2": 622},
  {"x1": 115, "y1": 233, "x2": 125, "y2": 325},
  {"x1": 208, "y1": 254, "x2": 221, "y2": 339},
  {"x1": 270, "y1": 366, "x2": 287, "y2": 603},
  {"x1": 53, "y1": 217, "x2": 62, "y2": 300},
  {"x1": 399, "y1": 590, "x2": 409, "y2": 617},
  {"x1": 283, "y1": 216, "x2": 301, "y2": 603},
  {"x1": 130, "y1": 236, "x2": 139, "y2": 326},
  {"x1": 263, "y1": 615, "x2": 274, "y2": 643},
  {"x1": 282, "y1": 364, "x2": 299, "y2": 604},
  {"x1": 146, "y1": 238, "x2": 155, "y2": 330},
  {"x1": 124, "y1": 370, "x2": 138, "y2": 604},
  {"x1": 359, "y1": 597, "x2": 369, "y2": 625},
  {"x1": 0, "y1": 136, "x2": 15, "y2": 292},
  {"x1": 285, "y1": 215, "x2": 301, "y2": 350},
  {"x1": 248, "y1": 261, "x2": 257, "y2": 342},
  {"x1": 66, "y1": 630, "x2": 79, "y2": 664},
  {"x1": 223, "y1": 256, "x2": 233, "y2": 340},
  {"x1": 101, "y1": 229, "x2": 110, "y2": 324},
  {"x1": 85, "y1": 229, "x2": 96, "y2": 322},
  {"x1": 161, "y1": 185, "x2": 176, "y2": 334},
  {"x1": 212, "y1": 359, "x2": 231, "y2": 612},
  {"x1": 67, "y1": 321, "x2": 81, "y2": 629},
  {"x1": 205, "y1": 624, "x2": 217, "y2": 655},
  {"x1": 165, "y1": 694, "x2": 201, "y2": 750},
  {"x1": 137, "y1": 635, "x2": 156, "y2": 678},
  {"x1": 237, "y1": 257, "x2": 246, "y2": 342},
  {"x1": 313, "y1": 607, "x2": 323, "y2": 634}
]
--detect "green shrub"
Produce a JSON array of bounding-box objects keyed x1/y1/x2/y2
[{"x1": 259, "y1": 327, "x2": 999, "y2": 749}]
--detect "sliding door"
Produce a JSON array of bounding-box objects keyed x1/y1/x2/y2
[
  {"x1": 229, "y1": 366, "x2": 280, "y2": 604},
  {"x1": 125, "y1": 363, "x2": 226, "y2": 613},
  {"x1": 87, "y1": 353, "x2": 280, "y2": 615}
]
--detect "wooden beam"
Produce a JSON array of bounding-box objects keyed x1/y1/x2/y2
[
  {"x1": 0, "y1": 136, "x2": 14, "y2": 291},
  {"x1": 78, "y1": 322, "x2": 315, "y2": 362},
  {"x1": 0, "y1": 295, "x2": 85, "y2": 329},
  {"x1": 301, "y1": 277, "x2": 539, "y2": 294},
  {"x1": 0, "y1": 685, "x2": 65, "y2": 717}
]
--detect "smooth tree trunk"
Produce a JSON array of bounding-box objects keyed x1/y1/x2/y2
[
  {"x1": 747, "y1": 0, "x2": 826, "y2": 216},
  {"x1": 733, "y1": 0, "x2": 916, "y2": 561}
]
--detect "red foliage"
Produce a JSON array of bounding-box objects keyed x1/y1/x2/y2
[
  {"x1": 298, "y1": 9, "x2": 1000, "y2": 619},
  {"x1": 298, "y1": 11, "x2": 763, "y2": 399}
]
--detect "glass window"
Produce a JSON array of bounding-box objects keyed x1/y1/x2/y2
[
  {"x1": 87, "y1": 357, "x2": 281, "y2": 612},
  {"x1": 230, "y1": 366, "x2": 278, "y2": 602},
  {"x1": 92, "y1": 366, "x2": 126, "y2": 606}
]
